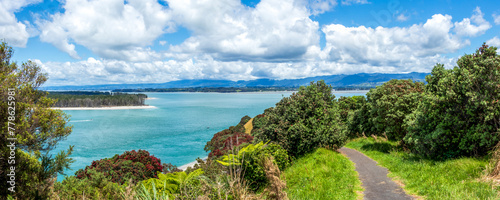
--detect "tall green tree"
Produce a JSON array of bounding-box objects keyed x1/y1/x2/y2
[
  {"x1": 254, "y1": 80, "x2": 347, "y2": 157},
  {"x1": 405, "y1": 44, "x2": 500, "y2": 159},
  {"x1": 366, "y1": 79, "x2": 424, "y2": 141},
  {"x1": 0, "y1": 42, "x2": 74, "y2": 199}
]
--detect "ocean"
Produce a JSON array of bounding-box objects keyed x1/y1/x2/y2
[{"x1": 53, "y1": 91, "x2": 367, "y2": 181}]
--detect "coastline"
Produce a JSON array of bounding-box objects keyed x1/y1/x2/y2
[
  {"x1": 179, "y1": 157, "x2": 208, "y2": 171},
  {"x1": 51, "y1": 105, "x2": 157, "y2": 110}
]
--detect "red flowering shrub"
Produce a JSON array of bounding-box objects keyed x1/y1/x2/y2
[
  {"x1": 205, "y1": 116, "x2": 255, "y2": 158},
  {"x1": 75, "y1": 150, "x2": 162, "y2": 184},
  {"x1": 208, "y1": 133, "x2": 254, "y2": 157}
]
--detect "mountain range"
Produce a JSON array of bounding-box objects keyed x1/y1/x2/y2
[{"x1": 41, "y1": 72, "x2": 429, "y2": 91}]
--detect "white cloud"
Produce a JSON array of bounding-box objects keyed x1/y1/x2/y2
[
  {"x1": 341, "y1": 0, "x2": 369, "y2": 5},
  {"x1": 453, "y1": 7, "x2": 491, "y2": 37},
  {"x1": 37, "y1": 0, "x2": 174, "y2": 61},
  {"x1": 487, "y1": 37, "x2": 500, "y2": 47},
  {"x1": 308, "y1": 0, "x2": 337, "y2": 15},
  {"x1": 493, "y1": 14, "x2": 500, "y2": 25},
  {"x1": 396, "y1": 13, "x2": 409, "y2": 22},
  {"x1": 322, "y1": 14, "x2": 464, "y2": 68},
  {"x1": 168, "y1": 0, "x2": 320, "y2": 62},
  {"x1": 0, "y1": 0, "x2": 41, "y2": 47},
  {"x1": 487, "y1": 37, "x2": 500, "y2": 53}
]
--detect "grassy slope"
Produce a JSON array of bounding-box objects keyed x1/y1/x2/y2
[
  {"x1": 345, "y1": 138, "x2": 499, "y2": 200},
  {"x1": 244, "y1": 118, "x2": 253, "y2": 134},
  {"x1": 283, "y1": 148, "x2": 363, "y2": 200}
]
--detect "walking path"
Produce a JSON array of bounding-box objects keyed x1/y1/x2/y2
[{"x1": 339, "y1": 147, "x2": 414, "y2": 200}]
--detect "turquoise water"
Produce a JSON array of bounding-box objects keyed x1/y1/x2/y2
[{"x1": 54, "y1": 91, "x2": 366, "y2": 180}]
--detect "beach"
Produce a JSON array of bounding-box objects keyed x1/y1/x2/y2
[
  {"x1": 51, "y1": 105, "x2": 157, "y2": 110},
  {"x1": 179, "y1": 157, "x2": 208, "y2": 171}
]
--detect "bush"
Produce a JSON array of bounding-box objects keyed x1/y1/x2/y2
[
  {"x1": 51, "y1": 173, "x2": 126, "y2": 200},
  {"x1": 405, "y1": 44, "x2": 500, "y2": 159},
  {"x1": 254, "y1": 80, "x2": 347, "y2": 157},
  {"x1": 139, "y1": 169, "x2": 204, "y2": 199},
  {"x1": 205, "y1": 116, "x2": 255, "y2": 158},
  {"x1": 75, "y1": 150, "x2": 162, "y2": 184},
  {"x1": 365, "y1": 79, "x2": 424, "y2": 141},
  {"x1": 218, "y1": 142, "x2": 290, "y2": 191}
]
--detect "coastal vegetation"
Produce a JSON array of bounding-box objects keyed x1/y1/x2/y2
[
  {"x1": 2, "y1": 41, "x2": 500, "y2": 199},
  {"x1": 48, "y1": 91, "x2": 148, "y2": 107}
]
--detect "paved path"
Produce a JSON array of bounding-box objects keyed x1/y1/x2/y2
[{"x1": 339, "y1": 147, "x2": 414, "y2": 200}]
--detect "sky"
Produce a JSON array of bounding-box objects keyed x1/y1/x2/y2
[{"x1": 2, "y1": 0, "x2": 500, "y2": 86}]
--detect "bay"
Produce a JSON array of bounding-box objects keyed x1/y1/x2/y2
[{"x1": 53, "y1": 91, "x2": 367, "y2": 181}]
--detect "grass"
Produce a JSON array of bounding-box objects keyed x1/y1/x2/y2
[
  {"x1": 345, "y1": 138, "x2": 499, "y2": 200},
  {"x1": 244, "y1": 118, "x2": 253, "y2": 134},
  {"x1": 283, "y1": 148, "x2": 363, "y2": 200}
]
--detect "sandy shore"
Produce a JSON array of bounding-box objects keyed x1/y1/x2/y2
[
  {"x1": 51, "y1": 105, "x2": 157, "y2": 110},
  {"x1": 145, "y1": 97, "x2": 158, "y2": 100},
  {"x1": 179, "y1": 157, "x2": 208, "y2": 171}
]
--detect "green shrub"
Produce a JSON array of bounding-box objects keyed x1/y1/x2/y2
[
  {"x1": 338, "y1": 96, "x2": 368, "y2": 138},
  {"x1": 218, "y1": 142, "x2": 290, "y2": 191},
  {"x1": 365, "y1": 79, "x2": 424, "y2": 141},
  {"x1": 205, "y1": 116, "x2": 254, "y2": 158},
  {"x1": 51, "y1": 173, "x2": 126, "y2": 200},
  {"x1": 139, "y1": 169, "x2": 204, "y2": 199},
  {"x1": 405, "y1": 44, "x2": 500, "y2": 159},
  {"x1": 254, "y1": 80, "x2": 347, "y2": 157}
]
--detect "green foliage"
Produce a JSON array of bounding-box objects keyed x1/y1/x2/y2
[
  {"x1": 205, "y1": 116, "x2": 254, "y2": 158},
  {"x1": 346, "y1": 138, "x2": 498, "y2": 199},
  {"x1": 254, "y1": 80, "x2": 347, "y2": 157},
  {"x1": 284, "y1": 148, "x2": 362, "y2": 200},
  {"x1": 218, "y1": 141, "x2": 290, "y2": 191},
  {"x1": 75, "y1": 150, "x2": 163, "y2": 184},
  {"x1": 139, "y1": 169, "x2": 204, "y2": 199},
  {"x1": 365, "y1": 79, "x2": 424, "y2": 141},
  {"x1": 51, "y1": 173, "x2": 126, "y2": 200},
  {"x1": 405, "y1": 44, "x2": 500, "y2": 159},
  {"x1": 48, "y1": 91, "x2": 148, "y2": 107},
  {"x1": 0, "y1": 42, "x2": 74, "y2": 199}
]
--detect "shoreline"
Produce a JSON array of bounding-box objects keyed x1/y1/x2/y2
[
  {"x1": 179, "y1": 157, "x2": 208, "y2": 171},
  {"x1": 51, "y1": 105, "x2": 157, "y2": 110}
]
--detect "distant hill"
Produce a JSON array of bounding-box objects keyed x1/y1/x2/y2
[{"x1": 41, "y1": 72, "x2": 429, "y2": 91}]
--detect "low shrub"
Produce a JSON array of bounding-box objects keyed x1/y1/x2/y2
[
  {"x1": 51, "y1": 173, "x2": 127, "y2": 200},
  {"x1": 139, "y1": 169, "x2": 204, "y2": 199},
  {"x1": 218, "y1": 141, "x2": 290, "y2": 191},
  {"x1": 75, "y1": 150, "x2": 162, "y2": 184},
  {"x1": 205, "y1": 116, "x2": 255, "y2": 159}
]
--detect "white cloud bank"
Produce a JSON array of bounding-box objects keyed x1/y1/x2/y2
[
  {"x1": 37, "y1": 0, "x2": 174, "y2": 61},
  {"x1": 0, "y1": 0, "x2": 41, "y2": 47}
]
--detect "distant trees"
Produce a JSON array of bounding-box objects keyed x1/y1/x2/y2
[
  {"x1": 48, "y1": 92, "x2": 148, "y2": 107},
  {"x1": 0, "y1": 42, "x2": 74, "y2": 199}
]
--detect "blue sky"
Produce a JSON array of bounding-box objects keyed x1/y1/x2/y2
[{"x1": 2, "y1": 0, "x2": 499, "y2": 86}]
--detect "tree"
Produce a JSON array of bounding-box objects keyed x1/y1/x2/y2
[
  {"x1": 254, "y1": 80, "x2": 347, "y2": 157},
  {"x1": 405, "y1": 44, "x2": 500, "y2": 159},
  {"x1": 365, "y1": 79, "x2": 424, "y2": 141},
  {"x1": 0, "y1": 42, "x2": 74, "y2": 199}
]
